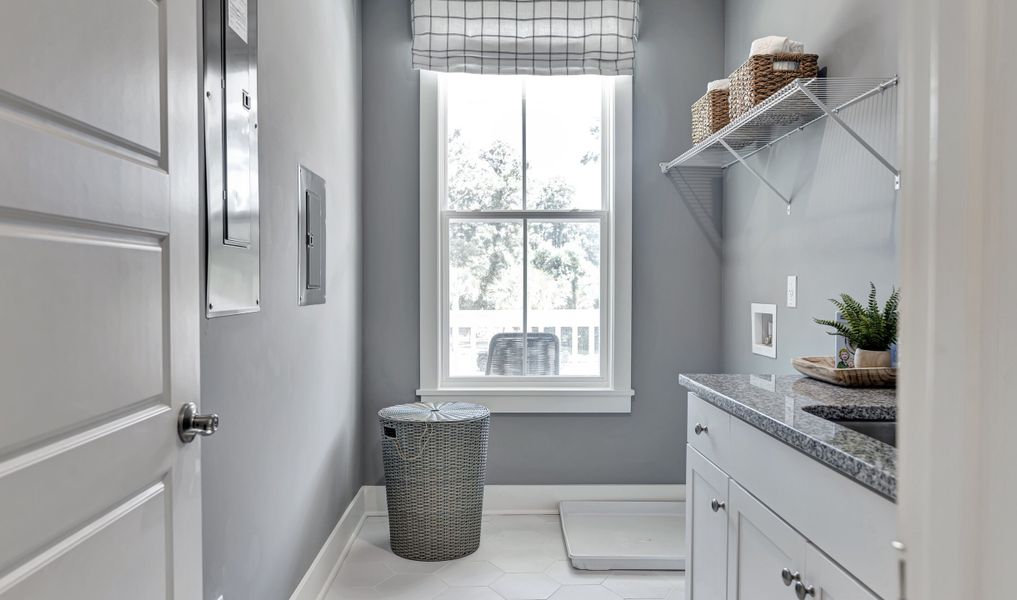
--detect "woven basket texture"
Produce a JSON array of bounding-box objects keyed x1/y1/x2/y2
[
  {"x1": 691, "y1": 88, "x2": 731, "y2": 144},
  {"x1": 379, "y1": 402, "x2": 491, "y2": 561},
  {"x1": 728, "y1": 52, "x2": 819, "y2": 121}
]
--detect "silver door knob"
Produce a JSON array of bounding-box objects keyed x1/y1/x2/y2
[
  {"x1": 178, "y1": 402, "x2": 219, "y2": 443},
  {"x1": 694, "y1": 423, "x2": 708, "y2": 435},
  {"x1": 710, "y1": 499, "x2": 725, "y2": 512},
  {"x1": 794, "y1": 581, "x2": 816, "y2": 599},
  {"x1": 781, "y1": 568, "x2": 801, "y2": 586}
]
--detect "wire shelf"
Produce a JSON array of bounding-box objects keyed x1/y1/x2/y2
[
  {"x1": 661, "y1": 76, "x2": 898, "y2": 174},
  {"x1": 663, "y1": 74, "x2": 903, "y2": 216}
]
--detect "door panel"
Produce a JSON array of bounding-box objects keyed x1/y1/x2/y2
[
  {"x1": 0, "y1": 406, "x2": 173, "y2": 575},
  {"x1": 0, "y1": 0, "x2": 162, "y2": 151},
  {"x1": 0, "y1": 119, "x2": 168, "y2": 230},
  {"x1": 0, "y1": 222, "x2": 164, "y2": 453},
  {"x1": 687, "y1": 447, "x2": 729, "y2": 600},
  {"x1": 727, "y1": 483, "x2": 807, "y2": 600},
  {"x1": 805, "y1": 545, "x2": 880, "y2": 600},
  {"x1": 0, "y1": 0, "x2": 201, "y2": 596},
  {"x1": 0, "y1": 484, "x2": 167, "y2": 599}
]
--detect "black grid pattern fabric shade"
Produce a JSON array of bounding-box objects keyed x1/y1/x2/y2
[{"x1": 411, "y1": 0, "x2": 640, "y2": 75}]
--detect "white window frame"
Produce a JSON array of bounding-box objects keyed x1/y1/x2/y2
[{"x1": 417, "y1": 71, "x2": 633, "y2": 413}]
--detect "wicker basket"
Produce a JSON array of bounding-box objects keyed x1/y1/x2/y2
[
  {"x1": 379, "y1": 401, "x2": 491, "y2": 561},
  {"x1": 691, "y1": 88, "x2": 730, "y2": 144},
  {"x1": 728, "y1": 52, "x2": 819, "y2": 120}
]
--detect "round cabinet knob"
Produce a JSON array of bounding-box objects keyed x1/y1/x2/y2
[
  {"x1": 710, "y1": 498, "x2": 726, "y2": 512},
  {"x1": 781, "y1": 568, "x2": 801, "y2": 587},
  {"x1": 694, "y1": 423, "x2": 708, "y2": 435},
  {"x1": 794, "y1": 581, "x2": 816, "y2": 599}
]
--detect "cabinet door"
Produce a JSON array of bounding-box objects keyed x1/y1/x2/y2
[
  {"x1": 803, "y1": 544, "x2": 880, "y2": 600},
  {"x1": 727, "y1": 482, "x2": 807, "y2": 600},
  {"x1": 687, "y1": 447, "x2": 730, "y2": 600}
]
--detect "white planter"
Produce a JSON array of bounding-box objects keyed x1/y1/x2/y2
[{"x1": 854, "y1": 349, "x2": 892, "y2": 368}]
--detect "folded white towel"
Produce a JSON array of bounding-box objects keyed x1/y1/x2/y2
[
  {"x1": 750, "y1": 35, "x2": 806, "y2": 56},
  {"x1": 707, "y1": 79, "x2": 730, "y2": 92}
]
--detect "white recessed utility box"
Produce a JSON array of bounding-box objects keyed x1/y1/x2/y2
[
  {"x1": 751, "y1": 303, "x2": 777, "y2": 358},
  {"x1": 559, "y1": 501, "x2": 686, "y2": 571}
]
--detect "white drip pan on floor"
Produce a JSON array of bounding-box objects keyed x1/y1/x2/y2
[{"x1": 559, "y1": 501, "x2": 686, "y2": 571}]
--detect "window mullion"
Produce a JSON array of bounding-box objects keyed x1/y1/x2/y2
[{"x1": 520, "y1": 80, "x2": 528, "y2": 376}]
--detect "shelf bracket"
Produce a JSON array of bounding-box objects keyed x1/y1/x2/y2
[
  {"x1": 795, "y1": 81, "x2": 901, "y2": 190},
  {"x1": 718, "y1": 139, "x2": 793, "y2": 213}
]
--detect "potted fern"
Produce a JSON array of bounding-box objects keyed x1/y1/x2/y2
[{"x1": 814, "y1": 284, "x2": 900, "y2": 368}]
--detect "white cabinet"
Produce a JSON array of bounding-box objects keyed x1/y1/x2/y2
[
  {"x1": 685, "y1": 393, "x2": 897, "y2": 600},
  {"x1": 803, "y1": 544, "x2": 880, "y2": 600},
  {"x1": 687, "y1": 448, "x2": 729, "y2": 600},
  {"x1": 726, "y1": 482, "x2": 806, "y2": 600}
]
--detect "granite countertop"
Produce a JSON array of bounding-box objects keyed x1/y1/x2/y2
[{"x1": 679, "y1": 373, "x2": 897, "y2": 501}]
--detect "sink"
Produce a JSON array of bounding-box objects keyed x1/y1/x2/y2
[
  {"x1": 826, "y1": 419, "x2": 896, "y2": 447},
  {"x1": 801, "y1": 405, "x2": 897, "y2": 447}
]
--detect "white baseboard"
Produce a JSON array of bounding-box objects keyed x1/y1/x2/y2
[
  {"x1": 288, "y1": 488, "x2": 368, "y2": 600},
  {"x1": 293, "y1": 483, "x2": 684, "y2": 599},
  {"x1": 364, "y1": 483, "x2": 684, "y2": 515}
]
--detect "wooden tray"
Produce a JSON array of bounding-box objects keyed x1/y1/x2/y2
[{"x1": 792, "y1": 356, "x2": 896, "y2": 388}]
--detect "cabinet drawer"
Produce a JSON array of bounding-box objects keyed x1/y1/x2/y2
[{"x1": 688, "y1": 393, "x2": 730, "y2": 466}]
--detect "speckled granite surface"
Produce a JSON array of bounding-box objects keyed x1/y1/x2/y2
[{"x1": 679, "y1": 373, "x2": 897, "y2": 501}]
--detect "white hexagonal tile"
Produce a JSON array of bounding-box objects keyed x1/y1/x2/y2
[
  {"x1": 549, "y1": 585, "x2": 623, "y2": 600},
  {"x1": 433, "y1": 587, "x2": 506, "y2": 600},
  {"x1": 324, "y1": 586, "x2": 382, "y2": 600},
  {"x1": 333, "y1": 558, "x2": 394, "y2": 588},
  {"x1": 602, "y1": 572, "x2": 682, "y2": 599},
  {"x1": 386, "y1": 554, "x2": 450, "y2": 574},
  {"x1": 663, "y1": 582, "x2": 686, "y2": 600},
  {"x1": 491, "y1": 573, "x2": 561, "y2": 599},
  {"x1": 544, "y1": 561, "x2": 608, "y2": 585},
  {"x1": 437, "y1": 560, "x2": 504, "y2": 587},
  {"x1": 488, "y1": 552, "x2": 558, "y2": 574},
  {"x1": 540, "y1": 537, "x2": 568, "y2": 559},
  {"x1": 374, "y1": 573, "x2": 448, "y2": 600},
  {"x1": 346, "y1": 539, "x2": 393, "y2": 564}
]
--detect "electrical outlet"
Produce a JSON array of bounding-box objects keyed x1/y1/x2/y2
[{"x1": 787, "y1": 275, "x2": 798, "y2": 308}]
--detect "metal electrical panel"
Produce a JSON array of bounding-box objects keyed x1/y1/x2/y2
[
  {"x1": 298, "y1": 166, "x2": 326, "y2": 306},
  {"x1": 204, "y1": 0, "x2": 260, "y2": 317}
]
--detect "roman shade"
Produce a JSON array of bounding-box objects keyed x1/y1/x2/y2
[{"x1": 411, "y1": 0, "x2": 640, "y2": 75}]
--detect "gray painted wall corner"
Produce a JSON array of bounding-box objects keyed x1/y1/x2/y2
[
  {"x1": 360, "y1": 0, "x2": 726, "y2": 486},
  {"x1": 200, "y1": 1, "x2": 363, "y2": 599},
  {"x1": 721, "y1": 0, "x2": 900, "y2": 374}
]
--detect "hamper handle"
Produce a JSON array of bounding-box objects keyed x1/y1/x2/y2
[{"x1": 394, "y1": 423, "x2": 433, "y2": 462}]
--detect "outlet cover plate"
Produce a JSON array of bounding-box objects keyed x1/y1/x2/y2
[{"x1": 787, "y1": 276, "x2": 798, "y2": 308}]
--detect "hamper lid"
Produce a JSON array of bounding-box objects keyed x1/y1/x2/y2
[{"x1": 379, "y1": 401, "x2": 489, "y2": 423}]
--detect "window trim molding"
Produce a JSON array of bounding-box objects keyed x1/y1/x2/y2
[{"x1": 418, "y1": 71, "x2": 633, "y2": 414}]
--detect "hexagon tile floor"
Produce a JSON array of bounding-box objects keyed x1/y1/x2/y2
[{"x1": 324, "y1": 515, "x2": 685, "y2": 600}]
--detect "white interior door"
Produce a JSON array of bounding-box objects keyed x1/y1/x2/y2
[{"x1": 0, "y1": 0, "x2": 202, "y2": 598}]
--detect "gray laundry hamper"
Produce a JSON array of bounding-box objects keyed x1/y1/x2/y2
[{"x1": 378, "y1": 401, "x2": 491, "y2": 561}]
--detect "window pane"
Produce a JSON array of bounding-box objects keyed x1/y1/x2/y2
[
  {"x1": 448, "y1": 219, "x2": 524, "y2": 376},
  {"x1": 527, "y1": 221, "x2": 601, "y2": 376},
  {"x1": 525, "y1": 76, "x2": 603, "y2": 210},
  {"x1": 446, "y1": 74, "x2": 523, "y2": 211}
]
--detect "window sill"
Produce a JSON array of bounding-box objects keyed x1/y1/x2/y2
[{"x1": 415, "y1": 388, "x2": 634, "y2": 414}]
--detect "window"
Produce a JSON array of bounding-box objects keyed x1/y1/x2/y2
[{"x1": 419, "y1": 72, "x2": 632, "y2": 413}]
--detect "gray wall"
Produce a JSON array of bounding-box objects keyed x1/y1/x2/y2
[
  {"x1": 200, "y1": 1, "x2": 362, "y2": 599},
  {"x1": 361, "y1": 0, "x2": 725, "y2": 485},
  {"x1": 721, "y1": 0, "x2": 899, "y2": 373}
]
